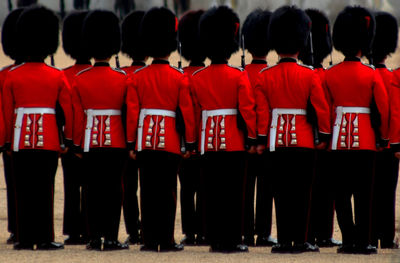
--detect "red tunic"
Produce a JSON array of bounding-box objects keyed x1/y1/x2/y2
[
  {"x1": 244, "y1": 60, "x2": 268, "y2": 89},
  {"x1": 390, "y1": 68, "x2": 400, "y2": 149},
  {"x1": 191, "y1": 63, "x2": 257, "y2": 153},
  {"x1": 71, "y1": 63, "x2": 127, "y2": 150},
  {"x1": 0, "y1": 65, "x2": 14, "y2": 147},
  {"x1": 2, "y1": 62, "x2": 73, "y2": 152},
  {"x1": 121, "y1": 62, "x2": 146, "y2": 76},
  {"x1": 255, "y1": 58, "x2": 331, "y2": 150},
  {"x1": 126, "y1": 60, "x2": 196, "y2": 155},
  {"x1": 324, "y1": 58, "x2": 389, "y2": 151},
  {"x1": 63, "y1": 64, "x2": 92, "y2": 86}
]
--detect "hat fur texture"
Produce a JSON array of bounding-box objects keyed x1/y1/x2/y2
[
  {"x1": 242, "y1": 8, "x2": 271, "y2": 58},
  {"x1": 121, "y1": 10, "x2": 146, "y2": 61}
]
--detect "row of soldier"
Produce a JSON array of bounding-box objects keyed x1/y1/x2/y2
[{"x1": 0, "y1": 2, "x2": 399, "y2": 255}]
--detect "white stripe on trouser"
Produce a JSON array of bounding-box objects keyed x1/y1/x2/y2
[
  {"x1": 201, "y1": 108, "x2": 238, "y2": 155},
  {"x1": 331, "y1": 106, "x2": 370, "y2": 150},
  {"x1": 13, "y1": 107, "x2": 56, "y2": 152},
  {"x1": 84, "y1": 109, "x2": 121, "y2": 152},
  {"x1": 137, "y1": 109, "x2": 176, "y2": 152},
  {"x1": 269, "y1": 108, "x2": 307, "y2": 152}
]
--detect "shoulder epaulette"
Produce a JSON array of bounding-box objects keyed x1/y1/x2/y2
[
  {"x1": 326, "y1": 62, "x2": 341, "y2": 70},
  {"x1": 227, "y1": 64, "x2": 244, "y2": 72},
  {"x1": 192, "y1": 66, "x2": 208, "y2": 76},
  {"x1": 388, "y1": 68, "x2": 394, "y2": 72},
  {"x1": 111, "y1": 67, "x2": 127, "y2": 75},
  {"x1": 46, "y1": 64, "x2": 61, "y2": 71},
  {"x1": 361, "y1": 62, "x2": 375, "y2": 70},
  {"x1": 76, "y1": 67, "x2": 93, "y2": 76},
  {"x1": 9, "y1": 63, "x2": 26, "y2": 72},
  {"x1": 134, "y1": 65, "x2": 149, "y2": 74},
  {"x1": 170, "y1": 65, "x2": 184, "y2": 74},
  {"x1": 62, "y1": 65, "x2": 74, "y2": 71},
  {"x1": 298, "y1": 63, "x2": 314, "y2": 70},
  {"x1": 0, "y1": 64, "x2": 13, "y2": 72},
  {"x1": 259, "y1": 64, "x2": 277, "y2": 73}
]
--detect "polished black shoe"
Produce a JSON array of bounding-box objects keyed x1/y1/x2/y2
[
  {"x1": 86, "y1": 239, "x2": 102, "y2": 251},
  {"x1": 64, "y1": 235, "x2": 86, "y2": 245},
  {"x1": 159, "y1": 243, "x2": 184, "y2": 252},
  {"x1": 355, "y1": 244, "x2": 377, "y2": 255},
  {"x1": 7, "y1": 233, "x2": 16, "y2": 244},
  {"x1": 103, "y1": 240, "x2": 129, "y2": 251},
  {"x1": 271, "y1": 243, "x2": 292, "y2": 253},
  {"x1": 292, "y1": 242, "x2": 319, "y2": 253},
  {"x1": 233, "y1": 244, "x2": 249, "y2": 253},
  {"x1": 317, "y1": 238, "x2": 342, "y2": 247},
  {"x1": 195, "y1": 235, "x2": 208, "y2": 246},
  {"x1": 37, "y1": 242, "x2": 64, "y2": 250},
  {"x1": 13, "y1": 242, "x2": 34, "y2": 250},
  {"x1": 381, "y1": 241, "x2": 399, "y2": 249},
  {"x1": 140, "y1": 244, "x2": 159, "y2": 252},
  {"x1": 180, "y1": 234, "x2": 195, "y2": 245},
  {"x1": 256, "y1": 235, "x2": 278, "y2": 247},
  {"x1": 337, "y1": 244, "x2": 355, "y2": 254},
  {"x1": 243, "y1": 236, "x2": 255, "y2": 246}
]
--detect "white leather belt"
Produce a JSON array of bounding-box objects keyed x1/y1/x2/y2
[
  {"x1": 331, "y1": 106, "x2": 370, "y2": 150},
  {"x1": 137, "y1": 109, "x2": 176, "y2": 152},
  {"x1": 269, "y1": 108, "x2": 307, "y2": 152},
  {"x1": 201, "y1": 108, "x2": 237, "y2": 154},
  {"x1": 13, "y1": 107, "x2": 56, "y2": 152},
  {"x1": 84, "y1": 109, "x2": 121, "y2": 152}
]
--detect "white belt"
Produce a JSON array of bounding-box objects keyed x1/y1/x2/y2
[
  {"x1": 201, "y1": 108, "x2": 237, "y2": 154},
  {"x1": 13, "y1": 107, "x2": 56, "y2": 152},
  {"x1": 84, "y1": 109, "x2": 121, "y2": 152},
  {"x1": 269, "y1": 108, "x2": 307, "y2": 152},
  {"x1": 137, "y1": 109, "x2": 176, "y2": 152},
  {"x1": 331, "y1": 106, "x2": 370, "y2": 150}
]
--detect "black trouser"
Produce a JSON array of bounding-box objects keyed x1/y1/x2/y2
[
  {"x1": 178, "y1": 156, "x2": 205, "y2": 237},
  {"x1": 271, "y1": 148, "x2": 314, "y2": 245},
  {"x1": 371, "y1": 149, "x2": 399, "y2": 247},
  {"x1": 3, "y1": 152, "x2": 16, "y2": 235},
  {"x1": 307, "y1": 150, "x2": 335, "y2": 244},
  {"x1": 243, "y1": 152, "x2": 273, "y2": 239},
  {"x1": 61, "y1": 151, "x2": 88, "y2": 238},
  {"x1": 332, "y1": 150, "x2": 375, "y2": 247},
  {"x1": 202, "y1": 151, "x2": 245, "y2": 249},
  {"x1": 13, "y1": 150, "x2": 58, "y2": 244},
  {"x1": 84, "y1": 149, "x2": 124, "y2": 241},
  {"x1": 137, "y1": 150, "x2": 181, "y2": 247},
  {"x1": 122, "y1": 157, "x2": 140, "y2": 237}
]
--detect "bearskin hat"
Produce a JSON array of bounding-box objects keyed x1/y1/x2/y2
[
  {"x1": 199, "y1": 6, "x2": 240, "y2": 61},
  {"x1": 16, "y1": 5, "x2": 59, "y2": 61},
  {"x1": 178, "y1": 10, "x2": 206, "y2": 63},
  {"x1": 2, "y1": 8, "x2": 24, "y2": 61},
  {"x1": 82, "y1": 10, "x2": 121, "y2": 60},
  {"x1": 62, "y1": 11, "x2": 90, "y2": 62},
  {"x1": 371, "y1": 11, "x2": 398, "y2": 64},
  {"x1": 242, "y1": 8, "x2": 271, "y2": 58},
  {"x1": 268, "y1": 5, "x2": 311, "y2": 55},
  {"x1": 332, "y1": 6, "x2": 375, "y2": 58},
  {"x1": 298, "y1": 9, "x2": 332, "y2": 66},
  {"x1": 121, "y1": 10, "x2": 146, "y2": 61},
  {"x1": 140, "y1": 7, "x2": 178, "y2": 58}
]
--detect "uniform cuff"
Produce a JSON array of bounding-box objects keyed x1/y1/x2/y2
[
  {"x1": 185, "y1": 142, "x2": 197, "y2": 152},
  {"x1": 71, "y1": 144, "x2": 83, "y2": 154},
  {"x1": 127, "y1": 142, "x2": 136, "y2": 151},
  {"x1": 379, "y1": 138, "x2": 389, "y2": 148},
  {"x1": 64, "y1": 139, "x2": 73, "y2": 148},
  {"x1": 257, "y1": 135, "x2": 268, "y2": 145},
  {"x1": 246, "y1": 137, "x2": 257, "y2": 147},
  {"x1": 318, "y1": 132, "x2": 331, "y2": 143}
]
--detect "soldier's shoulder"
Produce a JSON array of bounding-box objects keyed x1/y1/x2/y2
[
  {"x1": 0, "y1": 64, "x2": 14, "y2": 72},
  {"x1": 297, "y1": 63, "x2": 314, "y2": 70},
  {"x1": 45, "y1": 64, "x2": 62, "y2": 71},
  {"x1": 361, "y1": 62, "x2": 375, "y2": 70},
  {"x1": 192, "y1": 66, "x2": 208, "y2": 76},
  {"x1": 326, "y1": 62, "x2": 342, "y2": 70},
  {"x1": 227, "y1": 64, "x2": 244, "y2": 72},
  {"x1": 76, "y1": 67, "x2": 93, "y2": 76},
  {"x1": 133, "y1": 65, "x2": 149, "y2": 74},
  {"x1": 170, "y1": 65, "x2": 184, "y2": 74},
  {"x1": 9, "y1": 63, "x2": 26, "y2": 72},
  {"x1": 111, "y1": 67, "x2": 127, "y2": 75},
  {"x1": 259, "y1": 64, "x2": 277, "y2": 73}
]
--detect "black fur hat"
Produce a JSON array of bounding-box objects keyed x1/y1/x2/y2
[
  {"x1": 371, "y1": 11, "x2": 398, "y2": 64},
  {"x1": 242, "y1": 8, "x2": 271, "y2": 58},
  {"x1": 16, "y1": 5, "x2": 59, "y2": 61},
  {"x1": 298, "y1": 9, "x2": 332, "y2": 66},
  {"x1": 333, "y1": 6, "x2": 375, "y2": 58},
  {"x1": 2, "y1": 8, "x2": 24, "y2": 61},
  {"x1": 178, "y1": 10, "x2": 206, "y2": 63},
  {"x1": 62, "y1": 11, "x2": 90, "y2": 62},
  {"x1": 140, "y1": 7, "x2": 177, "y2": 58},
  {"x1": 82, "y1": 10, "x2": 121, "y2": 60},
  {"x1": 121, "y1": 10, "x2": 146, "y2": 61},
  {"x1": 269, "y1": 5, "x2": 311, "y2": 55},
  {"x1": 199, "y1": 6, "x2": 240, "y2": 61}
]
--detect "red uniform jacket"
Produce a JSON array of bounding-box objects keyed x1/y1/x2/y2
[
  {"x1": 255, "y1": 58, "x2": 331, "y2": 150},
  {"x1": 126, "y1": 60, "x2": 196, "y2": 155},
  {"x1": 2, "y1": 62, "x2": 73, "y2": 152},
  {"x1": 71, "y1": 63, "x2": 127, "y2": 150},
  {"x1": 63, "y1": 64, "x2": 92, "y2": 86},
  {"x1": 390, "y1": 68, "x2": 400, "y2": 150},
  {"x1": 191, "y1": 63, "x2": 257, "y2": 153},
  {"x1": 324, "y1": 58, "x2": 389, "y2": 151},
  {"x1": 0, "y1": 65, "x2": 14, "y2": 147},
  {"x1": 121, "y1": 61, "x2": 146, "y2": 76},
  {"x1": 245, "y1": 60, "x2": 268, "y2": 88}
]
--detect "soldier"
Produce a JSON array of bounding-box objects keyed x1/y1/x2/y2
[
  {"x1": 3, "y1": 5, "x2": 73, "y2": 250},
  {"x1": 120, "y1": 9, "x2": 146, "y2": 245},
  {"x1": 326, "y1": 6, "x2": 389, "y2": 254},
  {"x1": 177, "y1": 9, "x2": 207, "y2": 246},
  {"x1": 255, "y1": 5, "x2": 331, "y2": 253},
  {"x1": 71, "y1": 10, "x2": 128, "y2": 251},
  {"x1": 298, "y1": 9, "x2": 342, "y2": 248},
  {"x1": 61, "y1": 10, "x2": 92, "y2": 245},
  {"x1": 126, "y1": 7, "x2": 196, "y2": 252},
  {"x1": 240, "y1": 8, "x2": 277, "y2": 248},
  {"x1": 191, "y1": 6, "x2": 256, "y2": 253},
  {"x1": 0, "y1": 7, "x2": 25, "y2": 245},
  {"x1": 369, "y1": 11, "x2": 399, "y2": 249}
]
